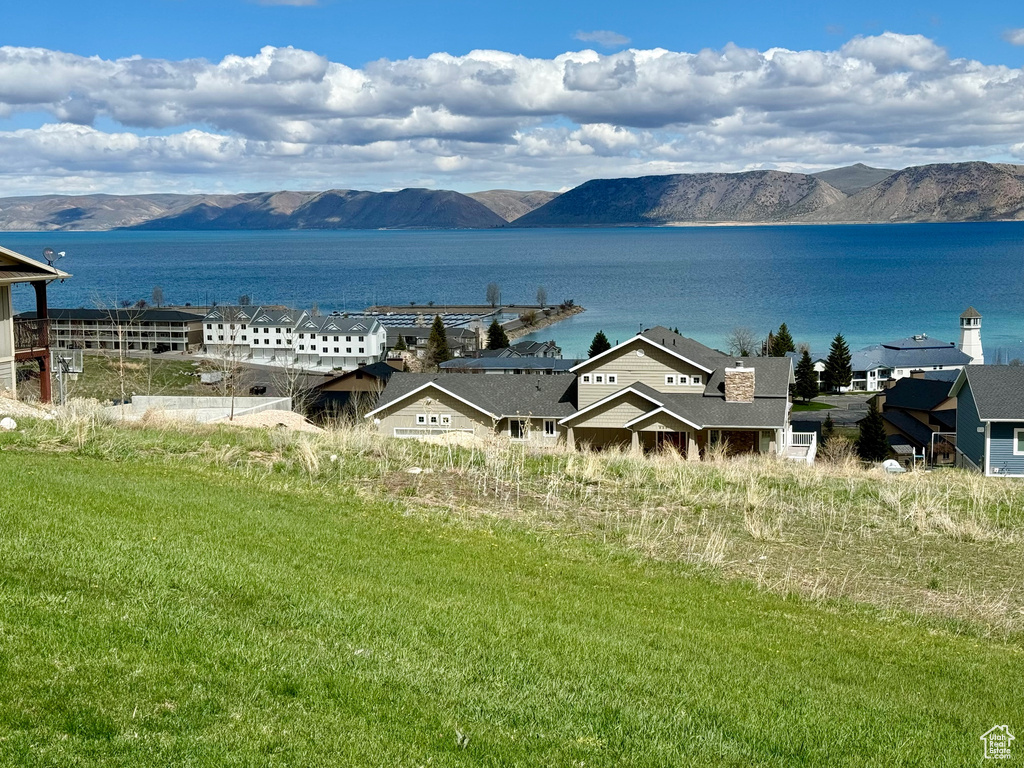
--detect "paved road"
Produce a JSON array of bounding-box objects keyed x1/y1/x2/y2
[{"x1": 793, "y1": 393, "x2": 874, "y2": 425}]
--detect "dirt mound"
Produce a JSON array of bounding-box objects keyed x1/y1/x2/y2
[{"x1": 217, "y1": 410, "x2": 322, "y2": 433}]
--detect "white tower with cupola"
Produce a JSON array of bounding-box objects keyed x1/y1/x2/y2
[{"x1": 958, "y1": 307, "x2": 984, "y2": 365}]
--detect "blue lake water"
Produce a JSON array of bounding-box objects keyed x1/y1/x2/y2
[{"x1": 3, "y1": 224, "x2": 1023, "y2": 360}]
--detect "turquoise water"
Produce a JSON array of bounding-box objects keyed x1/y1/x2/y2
[{"x1": 4, "y1": 224, "x2": 1023, "y2": 359}]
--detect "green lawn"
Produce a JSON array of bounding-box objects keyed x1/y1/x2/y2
[
  {"x1": 791, "y1": 401, "x2": 835, "y2": 412},
  {"x1": 1, "y1": 444, "x2": 1021, "y2": 765}
]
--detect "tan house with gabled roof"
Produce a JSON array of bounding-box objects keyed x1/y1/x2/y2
[{"x1": 368, "y1": 326, "x2": 814, "y2": 461}]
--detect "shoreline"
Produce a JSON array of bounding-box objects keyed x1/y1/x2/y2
[{"x1": 506, "y1": 304, "x2": 585, "y2": 342}]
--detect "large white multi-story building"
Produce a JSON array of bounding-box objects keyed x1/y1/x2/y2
[{"x1": 202, "y1": 306, "x2": 387, "y2": 372}]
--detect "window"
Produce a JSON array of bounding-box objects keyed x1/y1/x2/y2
[
  {"x1": 1015, "y1": 428, "x2": 1024, "y2": 456},
  {"x1": 206, "y1": 324, "x2": 212, "y2": 330},
  {"x1": 217, "y1": 335, "x2": 224, "y2": 341},
  {"x1": 322, "y1": 336, "x2": 328, "y2": 342},
  {"x1": 334, "y1": 336, "x2": 339, "y2": 341},
  {"x1": 440, "y1": 414, "x2": 451, "y2": 426},
  {"x1": 607, "y1": 374, "x2": 618, "y2": 385},
  {"x1": 594, "y1": 374, "x2": 604, "y2": 384},
  {"x1": 346, "y1": 336, "x2": 352, "y2": 342},
  {"x1": 692, "y1": 375, "x2": 701, "y2": 385},
  {"x1": 299, "y1": 333, "x2": 305, "y2": 339},
  {"x1": 709, "y1": 429, "x2": 721, "y2": 445},
  {"x1": 582, "y1": 374, "x2": 591, "y2": 383},
  {"x1": 218, "y1": 324, "x2": 223, "y2": 329},
  {"x1": 241, "y1": 335, "x2": 247, "y2": 341},
  {"x1": 510, "y1": 419, "x2": 527, "y2": 440},
  {"x1": 346, "y1": 348, "x2": 352, "y2": 354},
  {"x1": 334, "y1": 347, "x2": 340, "y2": 353},
  {"x1": 429, "y1": 414, "x2": 440, "y2": 425},
  {"x1": 416, "y1": 414, "x2": 427, "y2": 425},
  {"x1": 299, "y1": 344, "x2": 305, "y2": 351},
  {"x1": 358, "y1": 336, "x2": 364, "y2": 342},
  {"x1": 253, "y1": 339, "x2": 259, "y2": 345},
  {"x1": 543, "y1": 419, "x2": 556, "y2": 436},
  {"x1": 358, "y1": 347, "x2": 364, "y2": 354},
  {"x1": 665, "y1": 375, "x2": 676, "y2": 385},
  {"x1": 276, "y1": 328, "x2": 282, "y2": 334},
  {"x1": 206, "y1": 334, "x2": 213, "y2": 341}
]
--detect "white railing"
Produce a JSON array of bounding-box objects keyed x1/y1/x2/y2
[{"x1": 787, "y1": 432, "x2": 818, "y2": 464}]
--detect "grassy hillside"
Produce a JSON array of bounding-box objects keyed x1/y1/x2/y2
[{"x1": 1, "y1": 411, "x2": 1022, "y2": 765}]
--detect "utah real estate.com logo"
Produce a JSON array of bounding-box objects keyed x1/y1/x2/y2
[{"x1": 981, "y1": 725, "x2": 1015, "y2": 760}]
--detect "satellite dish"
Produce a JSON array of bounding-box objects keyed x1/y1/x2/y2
[{"x1": 42, "y1": 248, "x2": 64, "y2": 266}]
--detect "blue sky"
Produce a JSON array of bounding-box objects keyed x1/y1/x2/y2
[
  {"x1": 9, "y1": 0, "x2": 1024, "y2": 66},
  {"x1": 2, "y1": 0, "x2": 1024, "y2": 194}
]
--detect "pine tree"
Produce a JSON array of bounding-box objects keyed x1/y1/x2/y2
[
  {"x1": 856, "y1": 401, "x2": 890, "y2": 461},
  {"x1": 822, "y1": 413, "x2": 835, "y2": 444},
  {"x1": 393, "y1": 334, "x2": 407, "y2": 351},
  {"x1": 794, "y1": 349, "x2": 818, "y2": 403},
  {"x1": 588, "y1": 330, "x2": 612, "y2": 358},
  {"x1": 773, "y1": 323, "x2": 796, "y2": 356},
  {"x1": 487, "y1": 319, "x2": 510, "y2": 349},
  {"x1": 426, "y1": 315, "x2": 451, "y2": 368},
  {"x1": 822, "y1": 333, "x2": 853, "y2": 392}
]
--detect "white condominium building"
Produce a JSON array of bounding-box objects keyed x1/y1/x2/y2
[{"x1": 202, "y1": 306, "x2": 387, "y2": 371}]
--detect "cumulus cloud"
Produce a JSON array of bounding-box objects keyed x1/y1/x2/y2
[
  {"x1": 573, "y1": 30, "x2": 631, "y2": 48},
  {"x1": 0, "y1": 34, "x2": 1023, "y2": 193},
  {"x1": 1004, "y1": 28, "x2": 1024, "y2": 46}
]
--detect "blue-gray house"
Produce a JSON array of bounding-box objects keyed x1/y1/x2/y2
[{"x1": 949, "y1": 367, "x2": 1024, "y2": 476}]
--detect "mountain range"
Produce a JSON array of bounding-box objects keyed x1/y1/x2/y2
[{"x1": 1, "y1": 162, "x2": 1023, "y2": 231}]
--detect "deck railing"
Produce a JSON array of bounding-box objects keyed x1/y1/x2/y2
[
  {"x1": 14, "y1": 317, "x2": 49, "y2": 351},
  {"x1": 787, "y1": 431, "x2": 818, "y2": 464}
]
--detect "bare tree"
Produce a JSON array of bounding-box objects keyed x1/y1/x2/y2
[
  {"x1": 726, "y1": 327, "x2": 758, "y2": 357},
  {"x1": 152, "y1": 286, "x2": 164, "y2": 307},
  {"x1": 486, "y1": 282, "x2": 501, "y2": 307},
  {"x1": 536, "y1": 285, "x2": 547, "y2": 307},
  {"x1": 270, "y1": 358, "x2": 314, "y2": 417},
  {"x1": 211, "y1": 306, "x2": 251, "y2": 421}
]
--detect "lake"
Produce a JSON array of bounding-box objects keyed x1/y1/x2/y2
[{"x1": 3, "y1": 224, "x2": 1023, "y2": 360}]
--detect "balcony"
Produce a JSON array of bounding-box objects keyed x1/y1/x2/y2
[{"x1": 14, "y1": 317, "x2": 49, "y2": 357}]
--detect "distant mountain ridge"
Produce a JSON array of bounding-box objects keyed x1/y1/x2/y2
[
  {"x1": 512, "y1": 170, "x2": 846, "y2": 227},
  {"x1": 2, "y1": 162, "x2": 1024, "y2": 231}
]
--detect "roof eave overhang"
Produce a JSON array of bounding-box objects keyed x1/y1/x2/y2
[
  {"x1": 623, "y1": 406, "x2": 703, "y2": 431},
  {"x1": 558, "y1": 386, "x2": 664, "y2": 426}
]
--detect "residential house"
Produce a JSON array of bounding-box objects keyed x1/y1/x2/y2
[
  {"x1": 0, "y1": 244, "x2": 71, "y2": 402},
  {"x1": 949, "y1": 366, "x2": 1024, "y2": 476},
  {"x1": 386, "y1": 326, "x2": 479, "y2": 357},
  {"x1": 869, "y1": 376, "x2": 957, "y2": 467},
  {"x1": 307, "y1": 361, "x2": 401, "y2": 417},
  {"x1": 367, "y1": 372, "x2": 577, "y2": 442},
  {"x1": 20, "y1": 307, "x2": 204, "y2": 352},
  {"x1": 476, "y1": 340, "x2": 562, "y2": 359},
  {"x1": 370, "y1": 327, "x2": 807, "y2": 460}
]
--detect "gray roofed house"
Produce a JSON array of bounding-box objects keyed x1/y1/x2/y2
[
  {"x1": 949, "y1": 366, "x2": 1024, "y2": 476},
  {"x1": 370, "y1": 324, "x2": 812, "y2": 460}
]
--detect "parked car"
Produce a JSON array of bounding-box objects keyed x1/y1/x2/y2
[
  {"x1": 152, "y1": 343, "x2": 171, "y2": 354},
  {"x1": 249, "y1": 385, "x2": 267, "y2": 395}
]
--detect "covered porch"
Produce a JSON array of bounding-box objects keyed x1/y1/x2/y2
[{"x1": 0, "y1": 245, "x2": 71, "y2": 402}]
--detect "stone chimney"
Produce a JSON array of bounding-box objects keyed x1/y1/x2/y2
[{"x1": 724, "y1": 362, "x2": 755, "y2": 403}]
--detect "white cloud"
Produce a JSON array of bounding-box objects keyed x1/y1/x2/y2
[
  {"x1": 0, "y1": 34, "x2": 1022, "y2": 194},
  {"x1": 573, "y1": 30, "x2": 631, "y2": 48},
  {"x1": 1004, "y1": 28, "x2": 1024, "y2": 46}
]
